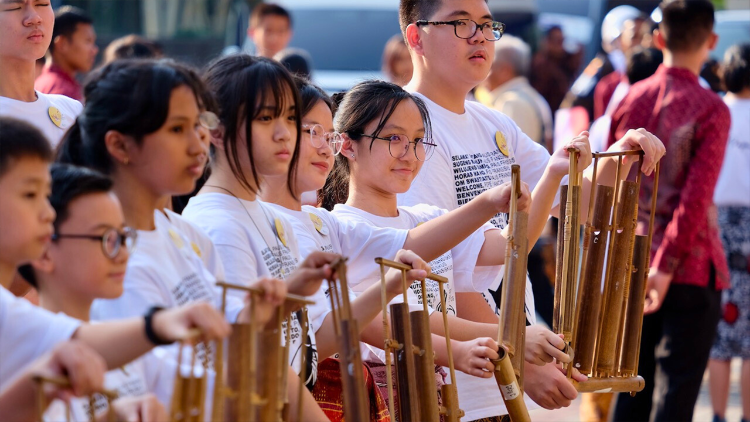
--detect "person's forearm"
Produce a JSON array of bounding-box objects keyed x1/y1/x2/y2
[
  {"x1": 530, "y1": 168, "x2": 564, "y2": 249},
  {"x1": 456, "y1": 292, "x2": 499, "y2": 323},
  {"x1": 429, "y1": 312, "x2": 497, "y2": 342},
  {"x1": 475, "y1": 229, "x2": 508, "y2": 267},
  {"x1": 73, "y1": 320, "x2": 153, "y2": 369},
  {"x1": 0, "y1": 374, "x2": 41, "y2": 422},
  {"x1": 315, "y1": 282, "x2": 399, "y2": 359},
  {"x1": 404, "y1": 191, "x2": 498, "y2": 262}
]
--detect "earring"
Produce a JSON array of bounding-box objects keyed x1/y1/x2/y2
[{"x1": 350, "y1": 154, "x2": 355, "y2": 159}]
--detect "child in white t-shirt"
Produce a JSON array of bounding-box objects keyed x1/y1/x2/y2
[
  {"x1": 18, "y1": 164, "x2": 179, "y2": 421},
  {"x1": 397, "y1": 0, "x2": 666, "y2": 418},
  {"x1": 0, "y1": 1, "x2": 81, "y2": 145},
  {"x1": 0, "y1": 117, "x2": 231, "y2": 418}
]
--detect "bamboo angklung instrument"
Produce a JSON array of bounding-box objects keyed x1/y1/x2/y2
[
  {"x1": 375, "y1": 258, "x2": 464, "y2": 422},
  {"x1": 34, "y1": 375, "x2": 118, "y2": 422},
  {"x1": 553, "y1": 150, "x2": 661, "y2": 394},
  {"x1": 326, "y1": 257, "x2": 369, "y2": 422},
  {"x1": 170, "y1": 329, "x2": 208, "y2": 422},
  {"x1": 185, "y1": 281, "x2": 315, "y2": 422},
  {"x1": 491, "y1": 164, "x2": 531, "y2": 422}
]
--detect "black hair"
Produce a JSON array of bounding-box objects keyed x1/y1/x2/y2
[
  {"x1": 103, "y1": 34, "x2": 163, "y2": 64},
  {"x1": 626, "y1": 47, "x2": 663, "y2": 85},
  {"x1": 203, "y1": 54, "x2": 301, "y2": 198},
  {"x1": 659, "y1": 0, "x2": 715, "y2": 53},
  {"x1": 250, "y1": 3, "x2": 292, "y2": 29},
  {"x1": 57, "y1": 59, "x2": 213, "y2": 175},
  {"x1": 318, "y1": 80, "x2": 432, "y2": 211},
  {"x1": 723, "y1": 43, "x2": 750, "y2": 94},
  {"x1": 294, "y1": 75, "x2": 333, "y2": 117},
  {"x1": 0, "y1": 117, "x2": 53, "y2": 177},
  {"x1": 276, "y1": 48, "x2": 313, "y2": 79},
  {"x1": 17, "y1": 164, "x2": 113, "y2": 288},
  {"x1": 50, "y1": 6, "x2": 93, "y2": 53}
]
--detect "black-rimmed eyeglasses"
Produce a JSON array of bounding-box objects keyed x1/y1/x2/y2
[
  {"x1": 361, "y1": 134, "x2": 436, "y2": 162},
  {"x1": 415, "y1": 19, "x2": 506, "y2": 41},
  {"x1": 52, "y1": 227, "x2": 137, "y2": 259}
]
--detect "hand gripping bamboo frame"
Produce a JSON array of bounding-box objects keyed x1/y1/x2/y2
[
  {"x1": 327, "y1": 257, "x2": 369, "y2": 422},
  {"x1": 553, "y1": 149, "x2": 661, "y2": 394},
  {"x1": 375, "y1": 257, "x2": 464, "y2": 422},
  {"x1": 34, "y1": 375, "x2": 118, "y2": 422},
  {"x1": 491, "y1": 164, "x2": 531, "y2": 422},
  {"x1": 168, "y1": 282, "x2": 314, "y2": 422}
]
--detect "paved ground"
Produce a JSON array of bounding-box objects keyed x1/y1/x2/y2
[{"x1": 528, "y1": 359, "x2": 744, "y2": 421}]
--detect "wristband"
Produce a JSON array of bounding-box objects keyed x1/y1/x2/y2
[{"x1": 144, "y1": 306, "x2": 172, "y2": 346}]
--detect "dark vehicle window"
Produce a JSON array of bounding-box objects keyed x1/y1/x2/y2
[{"x1": 287, "y1": 9, "x2": 401, "y2": 71}]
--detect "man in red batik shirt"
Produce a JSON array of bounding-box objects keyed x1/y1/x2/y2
[
  {"x1": 608, "y1": 2, "x2": 730, "y2": 421},
  {"x1": 35, "y1": 6, "x2": 97, "y2": 102}
]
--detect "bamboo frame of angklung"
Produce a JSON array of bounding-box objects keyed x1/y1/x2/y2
[
  {"x1": 34, "y1": 375, "x2": 118, "y2": 422},
  {"x1": 554, "y1": 149, "x2": 661, "y2": 394},
  {"x1": 167, "y1": 281, "x2": 314, "y2": 422},
  {"x1": 491, "y1": 164, "x2": 531, "y2": 422},
  {"x1": 375, "y1": 257, "x2": 464, "y2": 422},
  {"x1": 326, "y1": 257, "x2": 369, "y2": 422}
]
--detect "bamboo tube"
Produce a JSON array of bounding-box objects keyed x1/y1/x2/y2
[
  {"x1": 553, "y1": 184, "x2": 568, "y2": 335},
  {"x1": 411, "y1": 310, "x2": 440, "y2": 422},
  {"x1": 572, "y1": 184, "x2": 614, "y2": 374},
  {"x1": 440, "y1": 384, "x2": 463, "y2": 422},
  {"x1": 491, "y1": 347, "x2": 531, "y2": 422},
  {"x1": 572, "y1": 375, "x2": 645, "y2": 393},
  {"x1": 391, "y1": 302, "x2": 420, "y2": 421},
  {"x1": 33, "y1": 376, "x2": 118, "y2": 422},
  {"x1": 258, "y1": 324, "x2": 283, "y2": 422},
  {"x1": 619, "y1": 235, "x2": 650, "y2": 376},
  {"x1": 595, "y1": 180, "x2": 639, "y2": 377},
  {"x1": 505, "y1": 211, "x2": 529, "y2": 381}
]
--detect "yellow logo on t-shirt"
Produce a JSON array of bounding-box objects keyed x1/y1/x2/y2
[
  {"x1": 308, "y1": 213, "x2": 328, "y2": 236},
  {"x1": 495, "y1": 131, "x2": 509, "y2": 156},
  {"x1": 191, "y1": 242, "x2": 202, "y2": 258},
  {"x1": 48, "y1": 107, "x2": 63, "y2": 128},
  {"x1": 274, "y1": 218, "x2": 288, "y2": 248}
]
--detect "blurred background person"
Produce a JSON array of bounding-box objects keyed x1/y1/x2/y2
[
  {"x1": 103, "y1": 34, "x2": 163, "y2": 65},
  {"x1": 248, "y1": 2, "x2": 292, "y2": 59},
  {"x1": 701, "y1": 57, "x2": 726, "y2": 94},
  {"x1": 274, "y1": 47, "x2": 313, "y2": 79},
  {"x1": 530, "y1": 25, "x2": 582, "y2": 115},
  {"x1": 561, "y1": 5, "x2": 645, "y2": 122},
  {"x1": 478, "y1": 34, "x2": 552, "y2": 150},
  {"x1": 709, "y1": 42, "x2": 750, "y2": 422},
  {"x1": 35, "y1": 6, "x2": 98, "y2": 102},
  {"x1": 381, "y1": 34, "x2": 412, "y2": 87}
]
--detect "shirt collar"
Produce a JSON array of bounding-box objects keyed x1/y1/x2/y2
[{"x1": 657, "y1": 64, "x2": 700, "y2": 84}]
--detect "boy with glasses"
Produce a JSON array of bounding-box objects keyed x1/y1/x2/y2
[{"x1": 397, "y1": 0, "x2": 665, "y2": 419}]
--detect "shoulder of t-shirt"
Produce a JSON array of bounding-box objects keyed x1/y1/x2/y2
[
  {"x1": 399, "y1": 203, "x2": 448, "y2": 220},
  {"x1": 465, "y1": 100, "x2": 524, "y2": 134},
  {"x1": 163, "y1": 209, "x2": 215, "y2": 248},
  {"x1": 39, "y1": 92, "x2": 83, "y2": 114}
]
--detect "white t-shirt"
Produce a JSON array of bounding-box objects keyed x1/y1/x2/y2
[
  {"x1": 397, "y1": 94, "x2": 543, "y2": 419},
  {"x1": 182, "y1": 194, "x2": 317, "y2": 385},
  {"x1": 0, "y1": 288, "x2": 81, "y2": 391},
  {"x1": 45, "y1": 350, "x2": 175, "y2": 422},
  {"x1": 92, "y1": 210, "x2": 242, "y2": 322},
  {"x1": 714, "y1": 96, "x2": 750, "y2": 207},
  {"x1": 268, "y1": 204, "x2": 408, "y2": 333},
  {"x1": 0, "y1": 92, "x2": 81, "y2": 146}
]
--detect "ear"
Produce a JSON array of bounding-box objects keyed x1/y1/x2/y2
[
  {"x1": 104, "y1": 130, "x2": 132, "y2": 166},
  {"x1": 708, "y1": 32, "x2": 719, "y2": 51},
  {"x1": 31, "y1": 249, "x2": 54, "y2": 275},
  {"x1": 248, "y1": 27, "x2": 256, "y2": 39},
  {"x1": 340, "y1": 134, "x2": 357, "y2": 160},
  {"x1": 653, "y1": 29, "x2": 666, "y2": 50},
  {"x1": 52, "y1": 35, "x2": 66, "y2": 54},
  {"x1": 209, "y1": 125, "x2": 225, "y2": 151},
  {"x1": 405, "y1": 24, "x2": 424, "y2": 57}
]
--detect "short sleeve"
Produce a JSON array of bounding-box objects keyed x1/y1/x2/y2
[{"x1": 92, "y1": 265, "x2": 172, "y2": 321}]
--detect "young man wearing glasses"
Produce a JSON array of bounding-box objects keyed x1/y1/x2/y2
[{"x1": 397, "y1": 0, "x2": 665, "y2": 420}]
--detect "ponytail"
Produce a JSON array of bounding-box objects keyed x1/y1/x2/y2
[{"x1": 317, "y1": 155, "x2": 350, "y2": 211}]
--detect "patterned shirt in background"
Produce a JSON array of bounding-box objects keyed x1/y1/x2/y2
[{"x1": 608, "y1": 65, "x2": 730, "y2": 289}]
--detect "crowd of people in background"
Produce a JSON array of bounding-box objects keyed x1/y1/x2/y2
[{"x1": 0, "y1": 0, "x2": 748, "y2": 421}]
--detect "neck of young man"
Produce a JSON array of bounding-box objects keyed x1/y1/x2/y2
[
  {"x1": 405, "y1": 68, "x2": 472, "y2": 114},
  {"x1": 0, "y1": 57, "x2": 37, "y2": 102},
  {"x1": 38, "y1": 284, "x2": 92, "y2": 321},
  {"x1": 345, "y1": 179, "x2": 399, "y2": 218},
  {"x1": 112, "y1": 171, "x2": 164, "y2": 232},
  {"x1": 201, "y1": 159, "x2": 258, "y2": 202},
  {"x1": 260, "y1": 175, "x2": 301, "y2": 211},
  {"x1": 663, "y1": 50, "x2": 705, "y2": 77}
]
